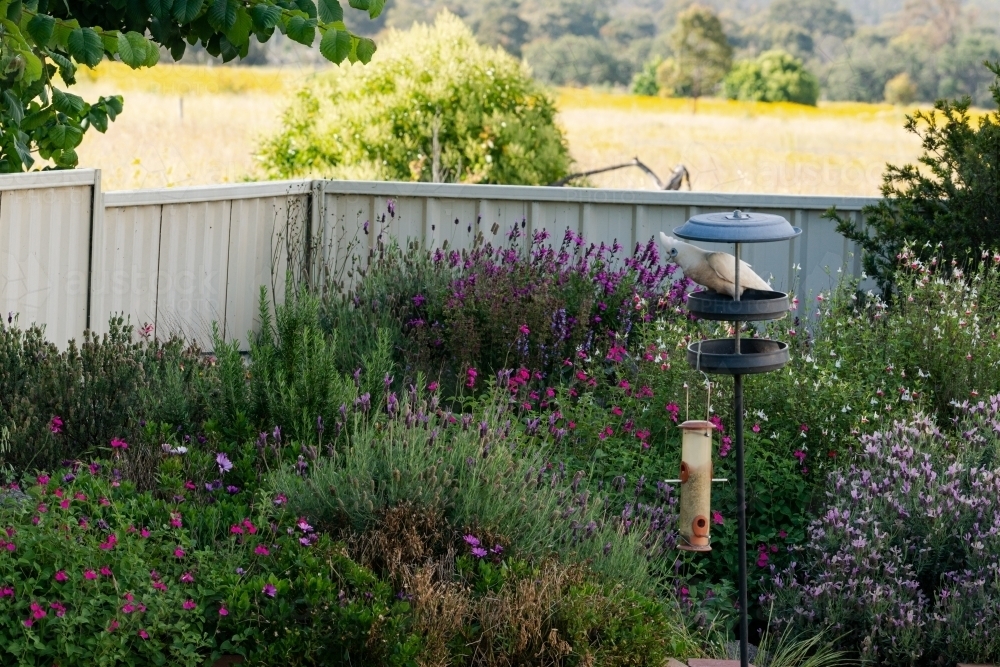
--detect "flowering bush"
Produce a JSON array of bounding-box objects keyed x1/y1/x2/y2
[{"x1": 765, "y1": 402, "x2": 1000, "y2": 665}]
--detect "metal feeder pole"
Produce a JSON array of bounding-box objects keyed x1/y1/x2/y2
[{"x1": 733, "y1": 242, "x2": 749, "y2": 667}]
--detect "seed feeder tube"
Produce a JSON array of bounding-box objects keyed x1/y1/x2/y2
[{"x1": 678, "y1": 419, "x2": 716, "y2": 552}]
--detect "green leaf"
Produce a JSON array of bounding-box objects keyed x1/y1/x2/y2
[
  {"x1": 144, "y1": 0, "x2": 174, "y2": 20},
  {"x1": 49, "y1": 52, "x2": 77, "y2": 85},
  {"x1": 117, "y1": 31, "x2": 149, "y2": 68},
  {"x1": 249, "y1": 3, "x2": 281, "y2": 31},
  {"x1": 3, "y1": 89, "x2": 25, "y2": 125},
  {"x1": 25, "y1": 13, "x2": 55, "y2": 47},
  {"x1": 347, "y1": 0, "x2": 369, "y2": 10},
  {"x1": 225, "y1": 6, "x2": 252, "y2": 47},
  {"x1": 286, "y1": 15, "x2": 316, "y2": 46},
  {"x1": 367, "y1": 0, "x2": 384, "y2": 18},
  {"x1": 317, "y1": 0, "x2": 342, "y2": 23},
  {"x1": 67, "y1": 27, "x2": 104, "y2": 67},
  {"x1": 171, "y1": 0, "x2": 204, "y2": 24},
  {"x1": 55, "y1": 147, "x2": 80, "y2": 168},
  {"x1": 207, "y1": 0, "x2": 236, "y2": 31},
  {"x1": 144, "y1": 39, "x2": 160, "y2": 66},
  {"x1": 355, "y1": 36, "x2": 375, "y2": 64},
  {"x1": 319, "y1": 27, "x2": 350, "y2": 64},
  {"x1": 48, "y1": 124, "x2": 83, "y2": 150},
  {"x1": 53, "y1": 88, "x2": 85, "y2": 115},
  {"x1": 14, "y1": 137, "x2": 34, "y2": 169}
]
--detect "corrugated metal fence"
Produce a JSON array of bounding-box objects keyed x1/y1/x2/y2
[{"x1": 0, "y1": 170, "x2": 877, "y2": 349}]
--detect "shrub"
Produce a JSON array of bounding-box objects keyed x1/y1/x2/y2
[
  {"x1": 766, "y1": 404, "x2": 1000, "y2": 665},
  {"x1": 259, "y1": 12, "x2": 571, "y2": 186},
  {"x1": 631, "y1": 57, "x2": 663, "y2": 96},
  {"x1": 883, "y1": 72, "x2": 917, "y2": 105},
  {"x1": 831, "y1": 61, "x2": 1000, "y2": 291},
  {"x1": 722, "y1": 50, "x2": 820, "y2": 106}
]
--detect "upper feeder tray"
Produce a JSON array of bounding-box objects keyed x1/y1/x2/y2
[
  {"x1": 673, "y1": 210, "x2": 802, "y2": 244},
  {"x1": 687, "y1": 289, "x2": 789, "y2": 321}
]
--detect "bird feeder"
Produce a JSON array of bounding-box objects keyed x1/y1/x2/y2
[
  {"x1": 678, "y1": 419, "x2": 716, "y2": 552},
  {"x1": 674, "y1": 209, "x2": 800, "y2": 667}
]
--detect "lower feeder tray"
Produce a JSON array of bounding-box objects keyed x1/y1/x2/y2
[
  {"x1": 686, "y1": 289, "x2": 789, "y2": 321},
  {"x1": 686, "y1": 338, "x2": 789, "y2": 375}
]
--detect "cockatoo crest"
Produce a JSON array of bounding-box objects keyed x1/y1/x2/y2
[{"x1": 659, "y1": 232, "x2": 772, "y2": 299}]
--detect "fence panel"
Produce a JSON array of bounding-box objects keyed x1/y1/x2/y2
[{"x1": 0, "y1": 170, "x2": 97, "y2": 345}]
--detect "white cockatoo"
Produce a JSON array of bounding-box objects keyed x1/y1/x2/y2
[{"x1": 659, "y1": 233, "x2": 771, "y2": 298}]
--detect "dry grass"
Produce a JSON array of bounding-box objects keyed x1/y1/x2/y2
[{"x1": 74, "y1": 62, "x2": 945, "y2": 195}]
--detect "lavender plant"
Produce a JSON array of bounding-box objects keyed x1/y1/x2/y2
[{"x1": 765, "y1": 401, "x2": 1000, "y2": 665}]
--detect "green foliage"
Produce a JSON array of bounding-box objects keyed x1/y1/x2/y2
[
  {"x1": 0, "y1": 0, "x2": 381, "y2": 173},
  {"x1": 831, "y1": 62, "x2": 1000, "y2": 291},
  {"x1": 630, "y1": 57, "x2": 662, "y2": 96},
  {"x1": 656, "y1": 4, "x2": 732, "y2": 100},
  {"x1": 260, "y1": 12, "x2": 571, "y2": 185},
  {"x1": 522, "y1": 34, "x2": 632, "y2": 87},
  {"x1": 722, "y1": 50, "x2": 820, "y2": 106}
]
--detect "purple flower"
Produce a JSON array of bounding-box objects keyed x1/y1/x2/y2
[
  {"x1": 216, "y1": 452, "x2": 233, "y2": 474},
  {"x1": 471, "y1": 547, "x2": 488, "y2": 558},
  {"x1": 463, "y1": 534, "x2": 480, "y2": 547},
  {"x1": 413, "y1": 294, "x2": 426, "y2": 307},
  {"x1": 263, "y1": 583, "x2": 277, "y2": 597}
]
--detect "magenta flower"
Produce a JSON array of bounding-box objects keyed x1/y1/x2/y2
[
  {"x1": 297, "y1": 519, "x2": 313, "y2": 533},
  {"x1": 518, "y1": 324, "x2": 530, "y2": 336},
  {"x1": 182, "y1": 599, "x2": 196, "y2": 610},
  {"x1": 0, "y1": 586, "x2": 14, "y2": 598},
  {"x1": 122, "y1": 603, "x2": 136, "y2": 614},
  {"x1": 138, "y1": 629, "x2": 149, "y2": 640},
  {"x1": 427, "y1": 381, "x2": 439, "y2": 393},
  {"x1": 110, "y1": 438, "x2": 128, "y2": 451},
  {"x1": 752, "y1": 423, "x2": 761, "y2": 433},
  {"x1": 36, "y1": 474, "x2": 50, "y2": 486},
  {"x1": 54, "y1": 570, "x2": 67, "y2": 582},
  {"x1": 218, "y1": 606, "x2": 229, "y2": 616},
  {"x1": 712, "y1": 510, "x2": 724, "y2": 525},
  {"x1": 255, "y1": 545, "x2": 270, "y2": 556},
  {"x1": 30, "y1": 602, "x2": 46, "y2": 620},
  {"x1": 263, "y1": 583, "x2": 277, "y2": 597},
  {"x1": 140, "y1": 528, "x2": 150, "y2": 538},
  {"x1": 49, "y1": 601, "x2": 66, "y2": 617},
  {"x1": 173, "y1": 547, "x2": 185, "y2": 558},
  {"x1": 793, "y1": 450, "x2": 807, "y2": 464},
  {"x1": 170, "y1": 513, "x2": 183, "y2": 529},
  {"x1": 180, "y1": 572, "x2": 194, "y2": 583},
  {"x1": 412, "y1": 294, "x2": 426, "y2": 307},
  {"x1": 466, "y1": 367, "x2": 478, "y2": 389},
  {"x1": 5, "y1": 542, "x2": 15, "y2": 552},
  {"x1": 273, "y1": 494, "x2": 287, "y2": 506},
  {"x1": 100, "y1": 534, "x2": 117, "y2": 550},
  {"x1": 49, "y1": 416, "x2": 63, "y2": 434}
]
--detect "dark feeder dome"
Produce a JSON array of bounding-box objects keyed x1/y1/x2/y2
[
  {"x1": 671, "y1": 210, "x2": 800, "y2": 667},
  {"x1": 675, "y1": 210, "x2": 801, "y2": 374}
]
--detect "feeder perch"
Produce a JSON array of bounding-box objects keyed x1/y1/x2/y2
[
  {"x1": 678, "y1": 420, "x2": 716, "y2": 552},
  {"x1": 673, "y1": 209, "x2": 800, "y2": 667}
]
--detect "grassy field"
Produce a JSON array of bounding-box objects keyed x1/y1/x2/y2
[{"x1": 76, "y1": 62, "x2": 932, "y2": 195}]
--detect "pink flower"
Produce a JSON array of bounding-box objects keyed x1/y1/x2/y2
[
  {"x1": 49, "y1": 416, "x2": 63, "y2": 434},
  {"x1": 99, "y1": 497, "x2": 110, "y2": 506},
  {"x1": 30, "y1": 602, "x2": 47, "y2": 620},
  {"x1": 427, "y1": 381, "x2": 439, "y2": 393},
  {"x1": 752, "y1": 423, "x2": 760, "y2": 433},
  {"x1": 108, "y1": 619, "x2": 119, "y2": 632},
  {"x1": 174, "y1": 547, "x2": 185, "y2": 558},
  {"x1": 242, "y1": 519, "x2": 257, "y2": 534},
  {"x1": 793, "y1": 450, "x2": 807, "y2": 464},
  {"x1": 0, "y1": 586, "x2": 15, "y2": 598},
  {"x1": 36, "y1": 474, "x2": 50, "y2": 486},
  {"x1": 184, "y1": 480, "x2": 196, "y2": 491},
  {"x1": 138, "y1": 629, "x2": 149, "y2": 640},
  {"x1": 100, "y1": 566, "x2": 113, "y2": 577},
  {"x1": 59, "y1": 499, "x2": 70, "y2": 510},
  {"x1": 84, "y1": 569, "x2": 97, "y2": 580},
  {"x1": 110, "y1": 438, "x2": 128, "y2": 450},
  {"x1": 263, "y1": 583, "x2": 277, "y2": 598},
  {"x1": 182, "y1": 599, "x2": 196, "y2": 610},
  {"x1": 54, "y1": 570, "x2": 67, "y2": 582},
  {"x1": 5, "y1": 542, "x2": 16, "y2": 552},
  {"x1": 230, "y1": 524, "x2": 244, "y2": 535},
  {"x1": 254, "y1": 545, "x2": 270, "y2": 556},
  {"x1": 712, "y1": 510, "x2": 724, "y2": 525},
  {"x1": 466, "y1": 367, "x2": 478, "y2": 389},
  {"x1": 518, "y1": 324, "x2": 530, "y2": 336},
  {"x1": 273, "y1": 494, "x2": 287, "y2": 506},
  {"x1": 180, "y1": 572, "x2": 194, "y2": 583},
  {"x1": 799, "y1": 423, "x2": 809, "y2": 433},
  {"x1": 122, "y1": 603, "x2": 136, "y2": 614},
  {"x1": 170, "y1": 513, "x2": 182, "y2": 528},
  {"x1": 153, "y1": 582, "x2": 168, "y2": 592},
  {"x1": 218, "y1": 606, "x2": 229, "y2": 616},
  {"x1": 140, "y1": 528, "x2": 150, "y2": 538},
  {"x1": 779, "y1": 530, "x2": 788, "y2": 539},
  {"x1": 297, "y1": 519, "x2": 313, "y2": 533},
  {"x1": 611, "y1": 406, "x2": 623, "y2": 416},
  {"x1": 100, "y1": 534, "x2": 117, "y2": 551},
  {"x1": 50, "y1": 601, "x2": 66, "y2": 617}
]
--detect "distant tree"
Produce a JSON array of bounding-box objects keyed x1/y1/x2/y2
[
  {"x1": 260, "y1": 12, "x2": 570, "y2": 186},
  {"x1": 523, "y1": 35, "x2": 631, "y2": 87},
  {"x1": 631, "y1": 57, "x2": 662, "y2": 95},
  {"x1": 722, "y1": 50, "x2": 820, "y2": 105},
  {"x1": 767, "y1": 0, "x2": 855, "y2": 40},
  {"x1": 937, "y1": 32, "x2": 1000, "y2": 108},
  {"x1": 754, "y1": 22, "x2": 816, "y2": 59},
  {"x1": 884, "y1": 72, "x2": 918, "y2": 105},
  {"x1": 655, "y1": 4, "x2": 732, "y2": 104},
  {"x1": 465, "y1": 0, "x2": 530, "y2": 57},
  {"x1": 521, "y1": 0, "x2": 608, "y2": 41}
]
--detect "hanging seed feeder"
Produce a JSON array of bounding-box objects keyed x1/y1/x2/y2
[
  {"x1": 677, "y1": 419, "x2": 716, "y2": 552},
  {"x1": 674, "y1": 209, "x2": 801, "y2": 667}
]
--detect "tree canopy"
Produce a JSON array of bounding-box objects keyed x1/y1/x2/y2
[{"x1": 0, "y1": 0, "x2": 383, "y2": 172}]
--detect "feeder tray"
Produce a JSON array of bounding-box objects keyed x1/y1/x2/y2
[
  {"x1": 686, "y1": 289, "x2": 789, "y2": 321},
  {"x1": 686, "y1": 338, "x2": 789, "y2": 375}
]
